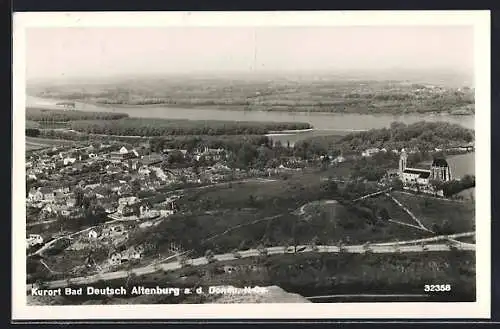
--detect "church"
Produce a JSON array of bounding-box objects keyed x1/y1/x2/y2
[{"x1": 398, "y1": 149, "x2": 452, "y2": 186}]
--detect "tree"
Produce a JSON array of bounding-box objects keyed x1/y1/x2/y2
[
  {"x1": 74, "y1": 188, "x2": 85, "y2": 208},
  {"x1": 232, "y1": 249, "x2": 242, "y2": 259},
  {"x1": 337, "y1": 240, "x2": 346, "y2": 253},
  {"x1": 378, "y1": 207, "x2": 391, "y2": 221},
  {"x1": 131, "y1": 179, "x2": 141, "y2": 195},
  {"x1": 311, "y1": 236, "x2": 320, "y2": 252},
  {"x1": 167, "y1": 150, "x2": 185, "y2": 165},
  {"x1": 248, "y1": 194, "x2": 256, "y2": 207},
  {"x1": 391, "y1": 178, "x2": 404, "y2": 190},
  {"x1": 205, "y1": 249, "x2": 215, "y2": 263},
  {"x1": 257, "y1": 244, "x2": 268, "y2": 256},
  {"x1": 320, "y1": 179, "x2": 338, "y2": 196}
]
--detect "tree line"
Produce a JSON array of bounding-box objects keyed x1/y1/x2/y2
[
  {"x1": 26, "y1": 107, "x2": 129, "y2": 122},
  {"x1": 302, "y1": 121, "x2": 474, "y2": 153},
  {"x1": 68, "y1": 118, "x2": 312, "y2": 136}
]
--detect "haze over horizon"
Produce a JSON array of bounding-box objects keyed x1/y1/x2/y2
[{"x1": 26, "y1": 26, "x2": 474, "y2": 86}]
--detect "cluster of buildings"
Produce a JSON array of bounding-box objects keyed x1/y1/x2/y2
[
  {"x1": 361, "y1": 143, "x2": 474, "y2": 159},
  {"x1": 25, "y1": 142, "x2": 238, "y2": 251},
  {"x1": 383, "y1": 149, "x2": 453, "y2": 196},
  {"x1": 398, "y1": 149, "x2": 452, "y2": 186}
]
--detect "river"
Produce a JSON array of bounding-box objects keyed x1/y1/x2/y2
[
  {"x1": 26, "y1": 95, "x2": 475, "y2": 176},
  {"x1": 26, "y1": 95, "x2": 474, "y2": 131}
]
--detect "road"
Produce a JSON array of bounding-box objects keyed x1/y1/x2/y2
[
  {"x1": 26, "y1": 240, "x2": 475, "y2": 293},
  {"x1": 352, "y1": 188, "x2": 392, "y2": 202},
  {"x1": 371, "y1": 231, "x2": 474, "y2": 246}
]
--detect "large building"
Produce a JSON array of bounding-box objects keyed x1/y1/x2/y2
[{"x1": 399, "y1": 149, "x2": 452, "y2": 185}]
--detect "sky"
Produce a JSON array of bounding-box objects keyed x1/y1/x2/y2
[{"x1": 25, "y1": 26, "x2": 474, "y2": 81}]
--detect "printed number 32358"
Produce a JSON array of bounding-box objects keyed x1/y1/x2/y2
[{"x1": 424, "y1": 284, "x2": 451, "y2": 292}]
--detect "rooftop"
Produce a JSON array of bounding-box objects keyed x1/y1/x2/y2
[
  {"x1": 431, "y1": 158, "x2": 449, "y2": 167},
  {"x1": 403, "y1": 168, "x2": 431, "y2": 176}
]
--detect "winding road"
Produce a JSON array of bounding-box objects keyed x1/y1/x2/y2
[{"x1": 27, "y1": 238, "x2": 475, "y2": 293}]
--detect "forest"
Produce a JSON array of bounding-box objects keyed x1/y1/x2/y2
[
  {"x1": 26, "y1": 107, "x2": 129, "y2": 122},
  {"x1": 301, "y1": 121, "x2": 474, "y2": 153},
  {"x1": 68, "y1": 118, "x2": 311, "y2": 136}
]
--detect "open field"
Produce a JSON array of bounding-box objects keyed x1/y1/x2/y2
[
  {"x1": 391, "y1": 191, "x2": 475, "y2": 234},
  {"x1": 26, "y1": 136, "x2": 78, "y2": 148}
]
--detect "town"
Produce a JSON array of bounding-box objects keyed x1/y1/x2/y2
[{"x1": 26, "y1": 124, "x2": 476, "y2": 284}]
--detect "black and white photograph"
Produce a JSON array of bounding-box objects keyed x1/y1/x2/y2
[{"x1": 12, "y1": 11, "x2": 490, "y2": 320}]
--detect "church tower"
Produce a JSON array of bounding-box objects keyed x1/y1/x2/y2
[{"x1": 399, "y1": 149, "x2": 408, "y2": 174}]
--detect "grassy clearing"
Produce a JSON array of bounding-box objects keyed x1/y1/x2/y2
[
  {"x1": 300, "y1": 199, "x2": 433, "y2": 244},
  {"x1": 392, "y1": 191, "x2": 475, "y2": 233}
]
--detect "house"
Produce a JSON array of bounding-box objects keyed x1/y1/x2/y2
[
  {"x1": 109, "y1": 252, "x2": 122, "y2": 266},
  {"x1": 38, "y1": 187, "x2": 55, "y2": 202},
  {"x1": 26, "y1": 234, "x2": 43, "y2": 248},
  {"x1": 27, "y1": 187, "x2": 42, "y2": 202},
  {"x1": 53, "y1": 191, "x2": 68, "y2": 203},
  {"x1": 106, "y1": 165, "x2": 122, "y2": 175},
  {"x1": 109, "y1": 151, "x2": 133, "y2": 163},
  {"x1": 150, "y1": 167, "x2": 168, "y2": 181},
  {"x1": 88, "y1": 229, "x2": 99, "y2": 239},
  {"x1": 116, "y1": 203, "x2": 135, "y2": 216},
  {"x1": 118, "y1": 196, "x2": 139, "y2": 206},
  {"x1": 361, "y1": 148, "x2": 380, "y2": 157},
  {"x1": 54, "y1": 186, "x2": 70, "y2": 194},
  {"x1": 59, "y1": 207, "x2": 72, "y2": 217},
  {"x1": 123, "y1": 246, "x2": 144, "y2": 260},
  {"x1": 102, "y1": 203, "x2": 117, "y2": 214},
  {"x1": 331, "y1": 155, "x2": 346, "y2": 164},
  {"x1": 108, "y1": 246, "x2": 143, "y2": 265},
  {"x1": 138, "y1": 165, "x2": 151, "y2": 176},
  {"x1": 63, "y1": 157, "x2": 77, "y2": 166},
  {"x1": 66, "y1": 198, "x2": 77, "y2": 207},
  {"x1": 103, "y1": 224, "x2": 126, "y2": 237},
  {"x1": 41, "y1": 203, "x2": 65, "y2": 216}
]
